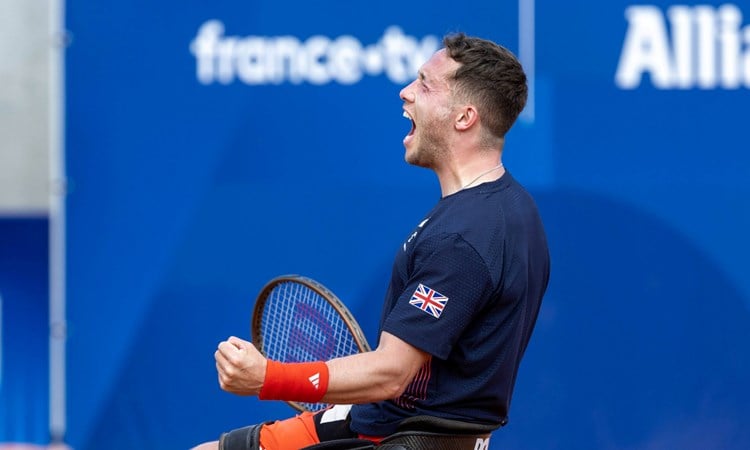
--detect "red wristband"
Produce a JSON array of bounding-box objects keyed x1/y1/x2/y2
[{"x1": 259, "y1": 360, "x2": 329, "y2": 403}]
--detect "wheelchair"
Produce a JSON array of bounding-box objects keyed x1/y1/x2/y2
[{"x1": 301, "y1": 415, "x2": 498, "y2": 450}]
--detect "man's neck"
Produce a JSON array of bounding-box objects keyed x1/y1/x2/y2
[{"x1": 436, "y1": 148, "x2": 504, "y2": 197}]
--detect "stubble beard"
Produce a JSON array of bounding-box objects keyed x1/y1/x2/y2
[{"x1": 405, "y1": 115, "x2": 450, "y2": 169}]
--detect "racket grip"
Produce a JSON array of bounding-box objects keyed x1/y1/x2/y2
[{"x1": 259, "y1": 360, "x2": 329, "y2": 403}]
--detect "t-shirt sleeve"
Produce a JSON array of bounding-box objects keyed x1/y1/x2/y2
[{"x1": 381, "y1": 233, "x2": 494, "y2": 360}]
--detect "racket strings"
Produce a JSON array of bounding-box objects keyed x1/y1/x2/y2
[{"x1": 258, "y1": 281, "x2": 363, "y2": 411}]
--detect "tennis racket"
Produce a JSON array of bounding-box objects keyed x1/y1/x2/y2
[{"x1": 251, "y1": 274, "x2": 371, "y2": 412}]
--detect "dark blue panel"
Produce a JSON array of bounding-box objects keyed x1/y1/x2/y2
[{"x1": 0, "y1": 218, "x2": 49, "y2": 444}]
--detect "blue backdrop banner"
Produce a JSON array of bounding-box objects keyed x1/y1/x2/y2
[{"x1": 64, "y1": 1, "x2": 750, "y2": 449}]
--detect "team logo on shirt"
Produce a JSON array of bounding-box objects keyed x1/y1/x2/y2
[
  {"x1": 403, "y1": 217, "x2": 430, "y2": 251},
  {"x1": 409, "y1": 284, "x2": 448, "y2": 319}
]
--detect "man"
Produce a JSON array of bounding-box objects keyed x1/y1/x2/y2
[{"x1": 193, "y1": 32, "x2": 549, "y2": 450}]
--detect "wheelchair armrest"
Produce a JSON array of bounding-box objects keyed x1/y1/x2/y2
[{"x1": 395, "y1": 415, "x2": 500, "y2": 435}]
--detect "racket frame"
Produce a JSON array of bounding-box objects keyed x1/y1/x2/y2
[{"x1": 250, "y1": 274, "x2": 371, "y2": 412}]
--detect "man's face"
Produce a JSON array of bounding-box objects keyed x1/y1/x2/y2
[{"x1": 399, "y1": 49, "x2": 460, "y2": 168}]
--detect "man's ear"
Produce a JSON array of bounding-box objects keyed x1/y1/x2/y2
[{"x1": 455, "y1": 105, "x2": 479, "y2": 131}]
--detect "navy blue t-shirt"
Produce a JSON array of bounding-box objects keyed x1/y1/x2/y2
[{"x1": 350, "y1": 171, "x2": 550, "y2": 436}]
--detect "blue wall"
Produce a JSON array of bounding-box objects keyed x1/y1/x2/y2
[{"x1": 63, "y1": 0, "x2": 750, "y2": 448}]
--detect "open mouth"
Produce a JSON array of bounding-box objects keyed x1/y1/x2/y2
[{"x1": 403, "y1": 110, "x2": 416, "y2": 136}]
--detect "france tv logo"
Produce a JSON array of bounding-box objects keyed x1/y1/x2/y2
[{"x1": 190, "y1": 22, "x2": 440, "y2": 86}]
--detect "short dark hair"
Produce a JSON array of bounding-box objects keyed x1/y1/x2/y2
[{"x1": 443, "y1": 33, "x2": 528, "y2": 137}]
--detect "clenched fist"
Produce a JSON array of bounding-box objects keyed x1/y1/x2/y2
[{"x1": 214, "y1": 336, "x2": 267, "y2": 396}]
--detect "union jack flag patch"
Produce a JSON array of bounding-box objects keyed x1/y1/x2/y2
[{"x1": 409, "y1": 284, "x2": 449, "y2": 319}]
